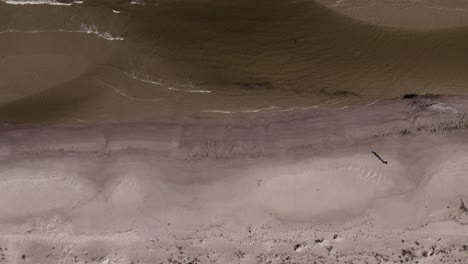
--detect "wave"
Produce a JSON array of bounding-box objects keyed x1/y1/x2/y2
[
  {"x1": 117, "y1": 69, "x2": 212, "y2": 94},
  {"x1": 91, "y1": 76, "x2": 161, "y2": 102},
  {"x1": 0, "y1": 24, "x2": 124, "y2": 41},
  {"x1": 201, "y1": 103, "x2": 355, "y2": 114},
  {"x1": 78, "y1": 24, "x2": 124, "y2": 40},
  {"x1": 130, "y1": 0, "x2": 145, "y2": 5},
  {"x1": 167, "y1": 87, "x2": 212, "y2": 94},
  {"x1": 0, "y1": 0, "x2": 82, "y2": 6},
  {"x1": 202, "y1": 106, "x2": 281, "y2": 114}
]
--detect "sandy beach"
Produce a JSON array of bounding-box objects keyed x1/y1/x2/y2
[
  {"x1": 1, "y1": 0, "x2": 468, "y2": 263},
  {"x1": 0, "y1": 95, "x2": 467, "y2": 263}
]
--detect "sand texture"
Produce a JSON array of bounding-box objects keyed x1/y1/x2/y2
[{"x1": 0, "y1": 95, "x2": 467, "y2": 263}]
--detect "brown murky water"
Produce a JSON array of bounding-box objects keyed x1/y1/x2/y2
[{"x1": 1, "y1": 0, "x2": 468, "y2": 123}]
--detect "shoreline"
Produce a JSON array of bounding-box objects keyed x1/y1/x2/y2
[{"x1": 316, "y1": 0, "x2": 468, "y2": 30}]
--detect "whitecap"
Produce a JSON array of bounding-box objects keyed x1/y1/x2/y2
[{"x1": 78, "y1": 24, "x2": 124, "y2": 40}]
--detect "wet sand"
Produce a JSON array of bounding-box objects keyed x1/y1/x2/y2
[{"x1": 317, "y1": 0, "x2": 468, "y2": 30}]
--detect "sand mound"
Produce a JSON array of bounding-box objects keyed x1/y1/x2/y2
[
  {"x1": 424, "y1": 153, "x2": 468, "y2": 202},
  {"x1": 255, "y1": 155, "x2": 407, "y2": 221},
  {"x1": 0, "y1": 164, "x2": 96, "y2": 218}
]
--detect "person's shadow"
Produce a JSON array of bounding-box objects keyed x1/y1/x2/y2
[{"x1": 371, "y1": 151, "x2": 388, "y2": 164}]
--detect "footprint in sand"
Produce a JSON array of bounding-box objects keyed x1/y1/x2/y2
[{"x1": 102, "y1": 159, "x2": 162, "y2": 209}]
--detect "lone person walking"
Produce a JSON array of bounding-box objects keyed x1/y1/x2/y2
[{"x1": 371, "y1": 151, "x2": 388, "y2": 164}]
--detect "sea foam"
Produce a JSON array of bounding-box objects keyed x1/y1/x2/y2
[
  {"x1": 0, "y1": 24, "x2": 124, "y2": 41},
  {"x1": 0, "y1": 0, "x2": 83, "y2": 6}
]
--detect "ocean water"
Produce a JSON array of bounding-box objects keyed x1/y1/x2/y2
[{"x1": 1, "y1": 0, "x2": 468, "y2": 123}]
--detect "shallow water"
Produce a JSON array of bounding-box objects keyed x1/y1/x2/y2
[{"x1": 1, "y1": 0, "x2": 468, "y2": 123}]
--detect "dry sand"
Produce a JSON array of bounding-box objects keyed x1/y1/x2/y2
[{"x1": 0, "y1": 95, "x2": 467, "y2": 263}]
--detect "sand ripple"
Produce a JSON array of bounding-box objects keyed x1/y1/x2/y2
[{"x1": 102, "y1": 160, "x2": 160, "y2": 210}]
